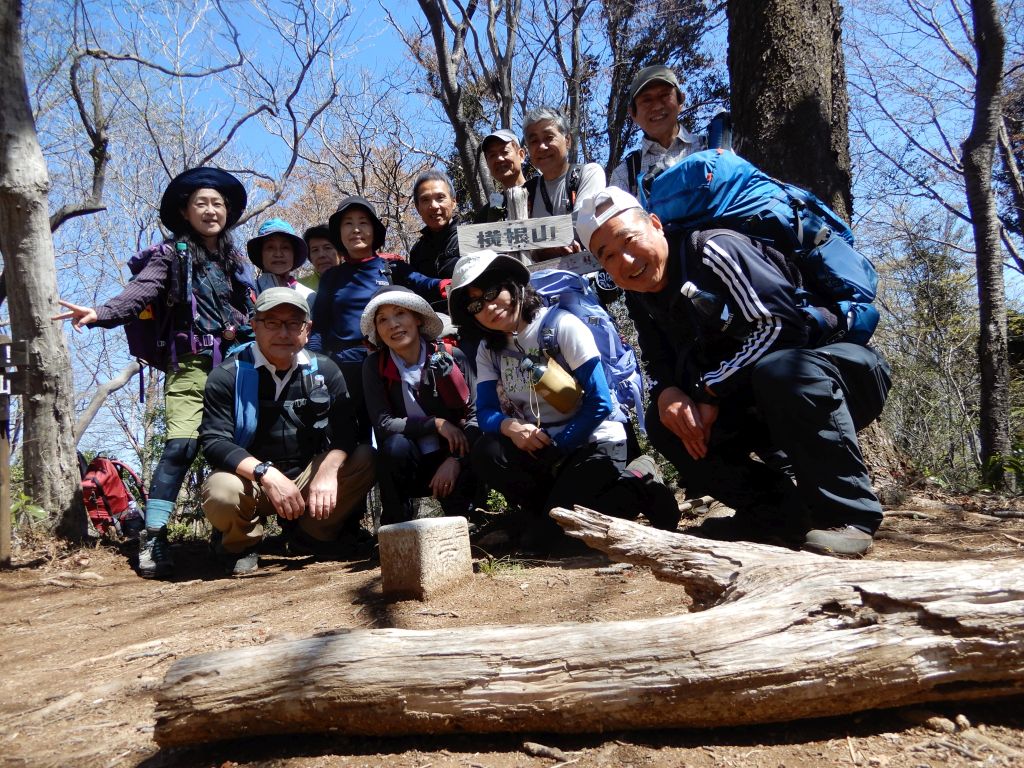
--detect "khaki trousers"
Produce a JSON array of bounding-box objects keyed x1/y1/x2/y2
[{"x1": 202, "y1": 445, "x2": 376, "y2": 553}]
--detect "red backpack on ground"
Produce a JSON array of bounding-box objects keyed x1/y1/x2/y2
[{"x1": 81, "y1": 456, "x2": 147, "y2": 537}]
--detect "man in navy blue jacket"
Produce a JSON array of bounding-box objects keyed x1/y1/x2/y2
[{"x1": 577, "y1": 187, "x2": 891, "y2": 556}]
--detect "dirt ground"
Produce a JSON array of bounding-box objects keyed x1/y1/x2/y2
[{"x1": 2, "y1": 495, "x2": 1024, "y2": 768}]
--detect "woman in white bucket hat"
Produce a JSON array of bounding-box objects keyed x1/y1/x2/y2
[
  {"x1": 361, "y1": 286, "x2": 478, "y2": 524},
  {"x1": 447, "y1": 250, "x2": 680, "y2": 553}
]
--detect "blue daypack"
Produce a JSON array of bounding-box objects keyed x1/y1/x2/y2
[
  {"x1": 232, "y1": 344, "x2": 324, "y2": 448},
  {"x1": 530, "y1": 269, "x2": 646, "y2": 431},
  {"x1": 637, "y1": 149, "x2": 880, "y2": 345}
]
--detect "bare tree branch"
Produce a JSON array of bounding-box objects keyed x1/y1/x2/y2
[{"x1": 73, "y1": 361, "x2": 141, "y2": 444}]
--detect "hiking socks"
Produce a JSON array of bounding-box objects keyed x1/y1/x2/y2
[{"x1": 144, "y1": 498, "x2": 175, "y2": 531}]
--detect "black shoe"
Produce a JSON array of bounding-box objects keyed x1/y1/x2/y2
[
  {"x1": 212, "y1": 536, "x2": 260, "y2": 575},
  {"x1": 287, "y1": 527, "x2": 349, "y2": 561},
  {"x1": 686, "y1": 511, "x2": 800, "y2": 548},
  {"x1": 624, "y1": 466, "x2": 680, "y2": 531}
]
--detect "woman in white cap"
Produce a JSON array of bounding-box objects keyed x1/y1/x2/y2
[
  {"x1": 447, "y1": 250, "x2": 679, "y2": 552},
  {"x1": 54, "y1": 167, "x2": 256, "y2": 579},
  {"x1": 361, "y1": 286, "x2": 478, "y2": 524}
]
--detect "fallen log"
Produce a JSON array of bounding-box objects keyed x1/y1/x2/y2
[{"x1": 154, "y1": 506, "x2": 1024, "y2": 747}]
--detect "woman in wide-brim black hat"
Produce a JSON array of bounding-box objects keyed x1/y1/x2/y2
[
  {"x1": 54, "y1": 167, "x2": 256, "y2": 581},
  {"x1": 306, "y1": 195, "x2": 450, "y2": 441}
]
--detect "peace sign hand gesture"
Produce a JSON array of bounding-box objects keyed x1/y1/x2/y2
[{"x1": 53, "y1": 299, "x2": 97, "y2": 331}]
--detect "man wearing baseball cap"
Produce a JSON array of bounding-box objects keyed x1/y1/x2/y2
[
  {"x1": 475, "y1": 128, "x2": 528, "y2": 223},
  {"x1": 199, "y1": 287, "x2": 375, "y2": 574},
  {"x1": 576, "y1": 188, "x2": 891, "y2": 558},
  {"x1": 609, "y1": 64, "x2": 708, "y2": 197}
]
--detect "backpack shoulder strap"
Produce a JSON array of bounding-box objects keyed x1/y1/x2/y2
[
  {"x1": 537, "y1": 306, "x2": 565, "y2": 364},
  {"x1": 524, "y1": 175, "x2": 539, "y2": 217},
  {"x1": 233, "y1": 343, "x2": 259, "y2": 448},
  {"x1": 625, "y1": 149, "x2": 642, "y2": 197},
  {"x1": 567, "y1": 164, "x2": 582, "y2": 207},
  {"x1": 108, "y1": 459, "x2": 147, "y2": 501},
  {"x1": 299, "y1": 353, "x2": 320, "y2": 399}
]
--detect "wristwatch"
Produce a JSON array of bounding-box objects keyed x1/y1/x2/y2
[{"x1": 252, "y1": 461, "x2": 274, "y2": 487}]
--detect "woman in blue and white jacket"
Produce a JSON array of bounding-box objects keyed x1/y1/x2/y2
[{"x1": 448, "y1": 250, "x2": 679, "y2": 551}]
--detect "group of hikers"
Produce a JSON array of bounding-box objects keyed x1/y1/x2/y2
[{"x1": 55, "y1": 64, "x2": 891, "y2": 579}]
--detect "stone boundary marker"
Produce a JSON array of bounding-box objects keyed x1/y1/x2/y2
[{"x1": 378, "y1": 516, "x2": 473, "y2": 601}]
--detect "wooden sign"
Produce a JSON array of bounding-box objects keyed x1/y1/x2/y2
[
  {"x1": 526, "y1": 250, "x2": 600, "y2": 274},
  {"x1": 457, "y1": 215, "x2": 574, "y2": 256}
]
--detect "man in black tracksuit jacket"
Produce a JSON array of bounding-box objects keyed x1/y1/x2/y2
[
  {"x1": 200, "y1": 288, "x2": 375, "y2": 574},
  {"x1": 577, "y1": 187, "x2": 891, "y2": 556}
]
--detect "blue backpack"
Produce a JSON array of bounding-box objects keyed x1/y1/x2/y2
[
  {"x1": 637, "y1": 148, "x2": 879, "y2": 345},
  {"x1": 529, "y1": 269, "x2": 646, "y2": 431}
]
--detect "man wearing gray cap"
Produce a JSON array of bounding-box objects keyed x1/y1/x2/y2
[
  {"x1": 475, "y1": 128, "x2": 528, "y2": 223},
  {"x1": 609, "y1": 64, "x2": 708, "y2": 197},
  {"x1": 199, "y1": 287, "x2": 375, "y2": 574}
]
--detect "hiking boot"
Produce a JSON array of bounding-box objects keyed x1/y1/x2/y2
[
  {"x1": 209, "y1": 531, "x2": 260, "y2": 575},
  {"x1": 624, "y1": 455, "x2": 680, "y2": 531},
  {"x1": 626, "y1": 454, "x2": 664, "y2": 485},
  {"x1": 803, "y1": 525, "x2": 873, "y2": 557},
  {"x1": 137, "y1": 526, "x2": 173, "y2": 579},
  {"x1": 222, "y1": 548, "x2": 260, "y2": 576},
  {"x1": 643, "y1": 480, "x2": 682, "y2": 531}
]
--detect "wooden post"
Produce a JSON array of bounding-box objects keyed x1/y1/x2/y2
[
  {"x1": 0, "y1": 335, "x2": 30, "y2": 567},
  {"x1": 0, "y1": 335, "x2": 12, "y2": 566}
]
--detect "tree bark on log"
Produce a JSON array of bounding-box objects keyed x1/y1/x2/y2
[{"x1": 154, "y1": 507, "x2": 1024, "y2": 747}]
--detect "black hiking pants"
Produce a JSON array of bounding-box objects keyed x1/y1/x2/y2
[{"x1": 647, "y1": 342, "x2": 891, "y2": 533}]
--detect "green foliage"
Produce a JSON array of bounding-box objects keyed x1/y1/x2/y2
[
  {"x1": 12, "y1": 491, "x2": 49, "y2": 533},
  {"x1": 871, "y1": 214, "x2": 1018, "y2": 489},
  {"x1": 7, "y1": 459, "x2": 53, "y2": 538},
  {"x1": 166, "y1": 516, "x2": 211, "y2": 543},
  {"x1": 477, "y1": 554, "x2": 525, "y2": 577},
  {"x1": 486, "y1": 488, "x2": 509, "y2": 513},
  {"x1": 982, "y1": 448, "x2": 1024, "y2": 489}
]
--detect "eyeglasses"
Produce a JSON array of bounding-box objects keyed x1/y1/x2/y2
[
  {"x1": 255, "y1": 318, "x2": 308, "y2": 333},
  {"x1": 465, "y1": 286, "x2": 502, "y2": 315}
]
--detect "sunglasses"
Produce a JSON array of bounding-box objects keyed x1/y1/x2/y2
[{"x1": 465, "y1": 286, "x2": 503, "y2": 316}]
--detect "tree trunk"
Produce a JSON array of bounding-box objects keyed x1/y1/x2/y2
[
  {"x1": 154, "y1": 507, "x2": 1024, "y2": 747},
  {"x1": 726, "y1": 0, "x2": 853, "y2": 221},
  {"x1": 0, "y1": 0, "x2": 83, "y2": 538},
  {"x1": 727, "y1": 0, "x2": 908, "y2": 488},
  {"x1": 962, "y1": 0, "x2": 1011, "y2": 489}
]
